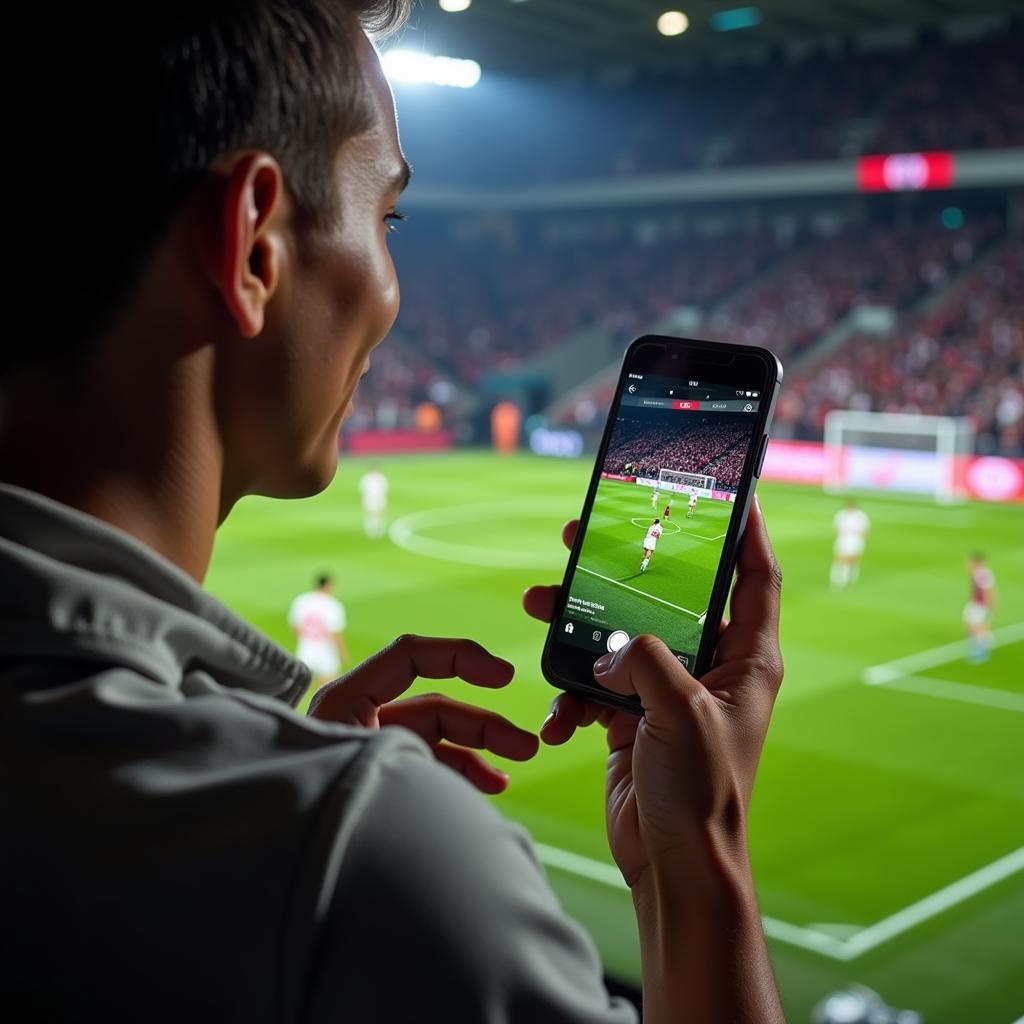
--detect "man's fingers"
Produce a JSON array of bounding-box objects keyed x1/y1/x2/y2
[
  {"x1": 433, "y1": 744, "x2": 510, "y2": 795},
  {"x1": 562, "y1": 519, "x2": 579, "y2": 551},
  {"x1": 523, "y1": 585, "x2": 560, "y2": 624},
  {"x1": 540, "y1": 691, "x2": 601, "y2": 745},
  {"x1": 593, "y1": 634, "x2": 708, "y2": 734},
  {"x1": 714, "y1": 498, "x2": 784, "y2": 689},
  {"x1": 312, "y1": 635, "x2": 514, "y2": 723},
  {"x1": 521, "y1": 520, "x2": 578, "y2": 623},
  {"x1": 380, "y1": 694, "x2": 539, "y2": 762},
  {"x1": 540, "y1": 691, "x2": 637, "y2": 751}
]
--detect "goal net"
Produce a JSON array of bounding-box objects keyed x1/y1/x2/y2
[
  {"x1": 656, "y1": 469, "x2": 716, "y2": 499},
  {"x1": 823, "y1": 410, "x2": 974, "y2": 505}
]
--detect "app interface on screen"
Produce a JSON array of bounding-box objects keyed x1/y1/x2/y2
[{"x1": 559, "y1": 373, "x2": 761, "y2": 668}]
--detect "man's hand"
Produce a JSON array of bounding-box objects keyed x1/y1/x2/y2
[
  {"x1": 310, "y1": 635, "x2": 539, "y2": 794},
  {"x1": 523, "y1": 498, "x2": 783, "y2": 888}
]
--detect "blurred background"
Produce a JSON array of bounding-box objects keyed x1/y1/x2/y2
[{"x1": 206, "y1": 3, "x2": 1024, "y2": 1021}]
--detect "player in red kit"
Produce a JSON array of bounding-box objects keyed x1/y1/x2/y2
[
  {"x1": 964, "y1": 552, "x2": 997, "y2": 663},
  {"x1": 664, "y1": 502, "x2": 672, "y2": 520}
]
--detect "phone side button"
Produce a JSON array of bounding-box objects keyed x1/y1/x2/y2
[{"x1": 754, "y1": 434, "x2": 769, "y2": 477}]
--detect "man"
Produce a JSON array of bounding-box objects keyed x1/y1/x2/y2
[
  {"x1": 830, "y1": 498, "x2": 870, "y2": 589},
  {"x1": 289, "y1": 574, "x2": 349, "y2": 686},
  {"x1": 663, "y1": 500, "x2": 672, "y2": 520},
  {"x1": 640, "y1": 518, "x2": 664, "y2": 573},
  {"x1": 1, "y1": 5, "x2": 785, "y2": 1023},
  {"x1": 359, "y1": 465, "x2": 389, "y2": 538},
  {"x1": 687, "y1": 489, "x2": 698, "y2": 518},
  {"x1": 964, "y1": 552, "x2": 997, "y2": 662}
]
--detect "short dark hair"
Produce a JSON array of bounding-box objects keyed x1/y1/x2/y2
[
  {"x1": 317, "y1": 574, "x2": 333, "y2": 589},
  {"x1": 10, "y1": 0, "x2": 410, "y2": 378}
]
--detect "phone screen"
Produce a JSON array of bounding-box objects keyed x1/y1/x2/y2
[{"x1": 554, "y1": 366, "x2": 767, "y2": 673}]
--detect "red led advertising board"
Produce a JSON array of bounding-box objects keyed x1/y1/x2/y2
[{"x1": 857, "y1": 152, "x2": 956, "y2": 192}]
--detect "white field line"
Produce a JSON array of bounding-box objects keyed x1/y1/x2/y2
[
  {"x1": 873, "y1": 675, "x2": 1024, "y2": 713},
  {"x1": 576, "y1": 566, "x2": 702, "y2": 619},
  {"x1": 388, "y1": 501, "x2": 571, "y2": 570},
  {"x1": 840, "y1": 846, "x2": 1024, "y2": 959},
  {"x1": 630, "y1": 518, "x2": 682, "y2": 536},
  {"x1": 533, "y1": 843, "x2": 849, "y2": 960},
  {"x1": 630, "y1": 518, "x2": 725, "y2": 543},
  {"x1": 862, "y1": 621, "x2": 1024, "y2": 685},
  {"x1": 534, "y1": 841, "x2": 1024, "y2": 963}
]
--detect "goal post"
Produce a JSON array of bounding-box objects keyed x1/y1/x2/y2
[
  {"x1": 823, "y1": 410, "x2": 974, "y2": 505},
  {"x1": 657, "y1": 469, "x2": 716, "y2": 498}
]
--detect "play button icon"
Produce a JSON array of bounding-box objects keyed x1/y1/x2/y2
[{"x1": 607, "y1": 630, "x2": 629, "y2": 653}]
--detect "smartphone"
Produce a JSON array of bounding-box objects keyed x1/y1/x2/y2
[{"x1": 542, "y1": 335, "x2": 783, "y2": 713}]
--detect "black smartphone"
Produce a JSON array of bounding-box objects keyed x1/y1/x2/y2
[{"x1": 542, "y1": 334, "x2": 783, "y2": 714}]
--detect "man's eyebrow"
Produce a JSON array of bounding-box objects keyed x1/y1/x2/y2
[{"x1": 390, "y1": 159, "x2": 412, "y2": 194}]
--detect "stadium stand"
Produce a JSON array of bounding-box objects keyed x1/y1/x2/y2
[
  {"x1": 780, "y1": 236, "x2": 1024, "y2": 455},
  {"x1": 396, "y1": 27, "x2": 1024, "y2": 185},
  {"x1": 390, "y1": 229, "x2": 784, "y2": 383}
]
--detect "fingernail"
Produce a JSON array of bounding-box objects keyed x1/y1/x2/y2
[
  {"x1": 541, "y1": 711, "x2": 556, "y2": 730},
  {"x1": 593, "y1": 653, "x2": 613, "y2": 675}
]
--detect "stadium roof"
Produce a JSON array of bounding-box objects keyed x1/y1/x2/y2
[{"x1": 398, "y1": 0, "x2": 1022, "y2": 75}]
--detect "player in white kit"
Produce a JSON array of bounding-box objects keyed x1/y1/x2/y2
[
  {"x1": 640, "y1": 518, "x2": 663, "y2": 573},
  {"x1": 288, "y1": 574, "x2": 349, "y2": 687},
  {"x1": 687, "y1": 490, "x2": 698, "y2": 518},
  {"x1": 359, "y1": 467, "x2": 389, "y2": 539},
  {"x1": 964, "y1": 553, "x2": 997, "y2": 663},
  {"x1": 651, "y1": 488, "x2": 660, "y2": 509},
  {"x1": 830, "y1": 499, "x2": 870, "y2": 589}
]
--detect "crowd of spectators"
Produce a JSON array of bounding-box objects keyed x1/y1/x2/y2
[
  {"x1": 872, "y1": 30, "x2": 1024, "y2": 155},
  {"x1": 392, "y1": 228, "x2": 783, "y2": 387},
  {"x1": 708, "y1": 219, "x2": 999, "y2": 357},
  {"x1": 604, "y1": 418, "x2": 752, "y2": 489},
  {"x1": 778, "y1": 237, "x2": 1024, "y2": 456}
]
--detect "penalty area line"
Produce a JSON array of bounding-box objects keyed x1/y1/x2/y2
[{"x1": 576, "y1": 566, "x2": 703, "y2": 619}]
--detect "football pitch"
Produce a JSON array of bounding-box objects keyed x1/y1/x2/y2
[
  {"x1": 571, "y1": 478, "x2": 736, "y2": 657},
  {"x1": 206, "y1": 451, "x2": 1024, "y2": 1024}
]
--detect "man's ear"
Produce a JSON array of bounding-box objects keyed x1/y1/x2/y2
[{"x1": 206, "y1": 153, "x2": 287, "y2": 338}]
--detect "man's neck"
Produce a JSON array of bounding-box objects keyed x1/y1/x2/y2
[{"x1": 0, "y1": 356, "x2": 228, "y2": 582}]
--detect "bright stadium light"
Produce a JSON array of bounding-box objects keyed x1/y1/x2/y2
[
  {"x1": 657, "y1": 10, "x2": 690, "y2": 36},
  {"x1": 439, "y1": 0, "x2": 471, "y2": 12},
  {"x1": 381, "y1": 50, "x2": 482, "y2": 88}
]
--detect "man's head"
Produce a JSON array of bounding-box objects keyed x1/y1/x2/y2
[
  {"x1": 968, "y1": 551, "x2": 985, "y2": 568},
  {"x1": 317, "y1": 574, "x2": 335, "y2": 593},
  {"x1": 11, "y1": 1, "x2": 411, "y2": 504}
]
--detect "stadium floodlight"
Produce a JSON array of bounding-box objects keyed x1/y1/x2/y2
[
  {"x1": 823, "y1": 410, "x2": 975, "y2": 505},
  {"x1": 657, "y1": 10, "x2": 690, "y2": 36},
  {"x1": 438, "y1": 0, "x2": 471, "y2": 12},
  {"x1": 380, "y1": 49, "x2": 482, "y2": 89}
]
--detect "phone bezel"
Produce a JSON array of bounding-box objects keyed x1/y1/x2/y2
[{"x1": 541, "y1": 334, "x2": 783, "y2": 714}]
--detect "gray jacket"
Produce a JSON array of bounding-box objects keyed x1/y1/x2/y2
[{"x1": 0, "y1": 484, "x2": 636, "y2": 1023}]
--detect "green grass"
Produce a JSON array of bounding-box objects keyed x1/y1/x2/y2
[
  {"x1": 569, "y1": 477, "x2": 735, "y2": 657},
  {"x1": 206, "y1": 451, "x2": 1024, "y2": 1024}
]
